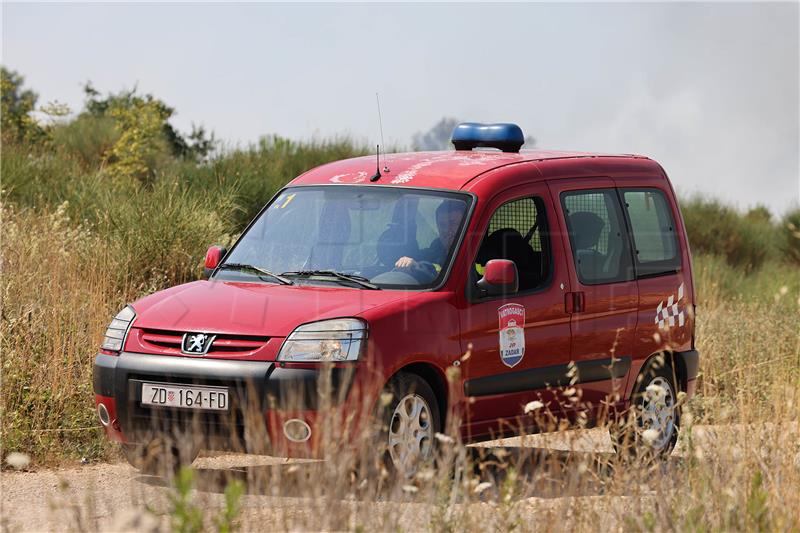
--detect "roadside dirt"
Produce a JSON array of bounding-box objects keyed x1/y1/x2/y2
[{"x1": 0, "y1": 426, "x2": 732, "y2": 532}]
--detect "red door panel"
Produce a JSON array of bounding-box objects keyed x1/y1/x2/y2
[
  {"x1": 548, "y1": 178, "x2": 637, "y2": 413},
  {"x1": 458, "y1": 181, "x2": 572, "y2": 439}
]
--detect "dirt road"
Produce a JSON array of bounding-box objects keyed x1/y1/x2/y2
[{"x1": 0, "y1": 426, "x2": 747, "y2": 532}]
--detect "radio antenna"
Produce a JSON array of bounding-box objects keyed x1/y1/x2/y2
[
  {"x1": 370, "y1": 144, "x2": 381, "y2": 182},
  {"x1": 375, "y1": 92, "x2": 389, "y2": 173}
]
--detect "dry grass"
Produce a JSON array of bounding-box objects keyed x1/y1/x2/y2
[{"x1": 1, "y1": 202, "x2": 799, "y2": 532}]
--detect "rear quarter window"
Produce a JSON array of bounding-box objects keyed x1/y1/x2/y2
[{"x1": 622, "y1": 189, "x2": 681, "y2": 277}]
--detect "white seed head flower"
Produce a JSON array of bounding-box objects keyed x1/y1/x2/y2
[
  {"x1": 694, "y1": 446, "x2": 705, "y2": 461},
  {"x1": 474, "y1": 481, "x2": 492, "y2": 494},
  {"x1": 5, "y1": 452, "x2": 30, "y2": 470},
  {"x1": 435, "y1": 432, "x2": 454, "y2": 444},
  {"x1": 779, "y1": 286, "x2": 789, "y2": 296},
  {"x1": 642, "y1": 429, "x2": 660, "y2": 445},
  {"x1": 646, "y1": 383, "x2": 666, "y2": 400},
  {"x1": 380, "y1": 392, "x2": 394, "y2": 406},
  {"x1": 415, "y1": 469, "x2": 435, "y2": 481},
  {"x1": 524, "y1": 400, "x2": 544, "y2": 414}
]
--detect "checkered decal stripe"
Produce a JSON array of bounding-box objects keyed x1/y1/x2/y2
[{"x1": 655, "y1": 283, "x2": 685, "y2": 329}]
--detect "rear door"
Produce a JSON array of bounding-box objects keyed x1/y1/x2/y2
[
  {"x1": 459, "y1": 181, "x2": 573, "y2": 437},
  {"x1": 618, "y1": 185, "x2": 693, "y2": 381},
  {"x1": 548, "y1": 179, "x2": 637, "y2": 413}
]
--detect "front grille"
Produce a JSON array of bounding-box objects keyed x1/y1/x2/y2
[{"x1": 140, "y1": 329, "x2": 269, "y2": 356}]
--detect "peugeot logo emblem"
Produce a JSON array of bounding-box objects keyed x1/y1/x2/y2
[{"x1": 181, "y1": 332, "x2": 216, "y2": 355}]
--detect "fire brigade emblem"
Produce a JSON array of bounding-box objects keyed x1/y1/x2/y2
[{"x1": 498, "y1": 303, "x2": 525, "y2": 368}]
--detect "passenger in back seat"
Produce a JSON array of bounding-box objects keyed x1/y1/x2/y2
[{"x1": 568, "y1": 212, "x2": 606, "y2": 280}]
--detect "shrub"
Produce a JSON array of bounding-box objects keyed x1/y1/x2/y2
[
  {"x1": 780, "y1": 208, "x2": 800, "y2": 265},
  {"x1": 50, "y1": 114, "x2": 120, "y2": 169},
  {"x1": 680, "y1": 196, "x2": 779, "y2": 271},
  {"x1": 188, "y1": 135, "x2": 367, "y2": 229},
  {"x1": 93, "y1": 178, "x2": 236, "y2": 289}
]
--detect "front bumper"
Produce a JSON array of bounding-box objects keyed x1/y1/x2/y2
[{"x1": 93, "y1": 352, "x2": 354, "y2": 455}]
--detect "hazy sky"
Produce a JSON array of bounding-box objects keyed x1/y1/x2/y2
[{"x1": 3, "y1": 2, "x2": 799, "y2": 214}]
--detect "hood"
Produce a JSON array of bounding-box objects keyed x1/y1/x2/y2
[{"x1": 130, "y1": 280, "x2": 411, "y2": 337}]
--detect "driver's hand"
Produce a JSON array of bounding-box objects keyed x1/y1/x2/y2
[{"x1": 395, "y1": 256, "x2": 416, "y2": 269}]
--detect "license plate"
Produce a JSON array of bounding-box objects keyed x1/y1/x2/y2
[{"x1": 141, "y1": 383, "x2": 229, "y2": 411}]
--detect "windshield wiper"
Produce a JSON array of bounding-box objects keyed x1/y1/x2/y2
[
  {"x1": 281, "y1": 270, "x2": 380, "y2": 290},
  {"x1": 217, "y1": 263, "x2": 294, "y2": 285}
]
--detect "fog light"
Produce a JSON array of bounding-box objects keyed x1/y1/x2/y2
[
  {"x1": 283, "y1": 419, "x2": 311, "y2": 443},
  {"x1": 97, "y1": 403, "x2": 111, "y2": 426}
]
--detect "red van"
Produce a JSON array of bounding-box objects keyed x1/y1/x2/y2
[{"x1": 93, "y1": 123, "x2": 698, "y2": 473}]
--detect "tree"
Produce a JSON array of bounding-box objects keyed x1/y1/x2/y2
[
  {"x1": 1, "y1": 67, "x2": 44, "y2": 143},
  {"x1": 412, "y1": 117, "x2": 461, "y2": 151},
  {"x1": 82, "y1": 82, "x2": 216, "y2": 164}
]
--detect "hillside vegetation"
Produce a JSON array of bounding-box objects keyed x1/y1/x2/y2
[{"x1": 2, "y1": 68, "x2": 799, "y2": 531}]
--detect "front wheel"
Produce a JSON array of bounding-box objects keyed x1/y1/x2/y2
[
  {"x1": 380, "y1": 373, "x2": 441, "y2": 477},
  {"x1": 611, "y1": 363, "x2": 680, "y2": 458},
  {"x1": 121, "y1": 437, "x2": 199, "y2": 477}
]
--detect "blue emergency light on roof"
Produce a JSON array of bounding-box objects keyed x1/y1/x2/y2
[{"x1": 451, "y1": 122, "x2": 525, "y2": 153}]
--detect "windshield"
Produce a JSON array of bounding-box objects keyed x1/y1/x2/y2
[{"x1": 215, "y1": 186, "x2": 472, "y2": 289}]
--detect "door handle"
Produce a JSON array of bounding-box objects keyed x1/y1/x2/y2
[{"x1": 565, "y1": 291, "x2": 585, "y2": 313}]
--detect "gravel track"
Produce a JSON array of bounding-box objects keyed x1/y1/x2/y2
[{"x1": 0, "y1": 426, "x2": 737, "y2": 532}]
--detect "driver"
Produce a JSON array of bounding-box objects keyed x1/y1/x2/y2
[{"x1": 395, "y1": 199, "x2": 465, "y2": 274}]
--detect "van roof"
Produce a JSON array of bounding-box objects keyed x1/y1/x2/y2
[{"x1": 290, "y1": 150, "x2": 651, "y2": 191}]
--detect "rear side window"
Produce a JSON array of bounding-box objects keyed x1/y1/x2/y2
[
  {"x1": 622, "y1": 189, "x2": 681, "y2": 276},
  {"x1": 562, "y1": 190, "x2": 634, "y2": 285}
]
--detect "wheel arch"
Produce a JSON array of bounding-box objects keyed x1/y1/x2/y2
[
  {"x1": 390, "y1": 362, "x2": 449, "y2": 429},
  {"x1": 635, "y1": 350, "x2": 687, "y2": 396}
]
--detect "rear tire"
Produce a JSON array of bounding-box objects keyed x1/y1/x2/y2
[
  {"x1": 121, "y1": 437, "x2": 199, "y2": 477},
  {"x1": 610, "y1": 361, "x2": 680, "y2": 459}
]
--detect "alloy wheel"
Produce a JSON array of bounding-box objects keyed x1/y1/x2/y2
[
  {"x1": 388, "y1": 393, "x2": 434, "y2": 475},
  {"x1": 639, "y1": 376, "x2": 677, "y2": 452}
]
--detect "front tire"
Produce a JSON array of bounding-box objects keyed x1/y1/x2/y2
[
  {"x1": 121, "y1": 437, "x2": 199, "y2": 477},
  {"x1": 611, "y1": 362, "x2": 680, "y2": 458},
  {"x1": 380, "y1": 373, "x2": 441, "y2": 477}
]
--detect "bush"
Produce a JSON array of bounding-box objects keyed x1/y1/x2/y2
[
  {"x1": 94, "y1": 178, "x2": 236, "y2": 289},
  {"x1": 50, "y1": 114, "x2": 119, "y2": 169},
  {"x1": 680, "y1": 197, "x2": 780, "y2": 271},
  {"x1": 189, "y1": 135, "x2": 367, "y2": 229},
  {"x1": 780, "y1": 208, "x2": 800, "y2": 265}
]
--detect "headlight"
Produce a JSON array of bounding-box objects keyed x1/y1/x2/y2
[
  {"x1": 277, "y1": 318, "x2": 367, "y2": 362},
  {"x1": 101, "y1": 305, "x2": 136, "y2": 352}
]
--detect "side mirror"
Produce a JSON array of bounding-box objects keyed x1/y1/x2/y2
[
  {"x1": 477, "y1": 259, "x2": 518, "y2": 297},
  {"x1": 203, "y1": 245, "x2": 227, "y2": 279}
]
